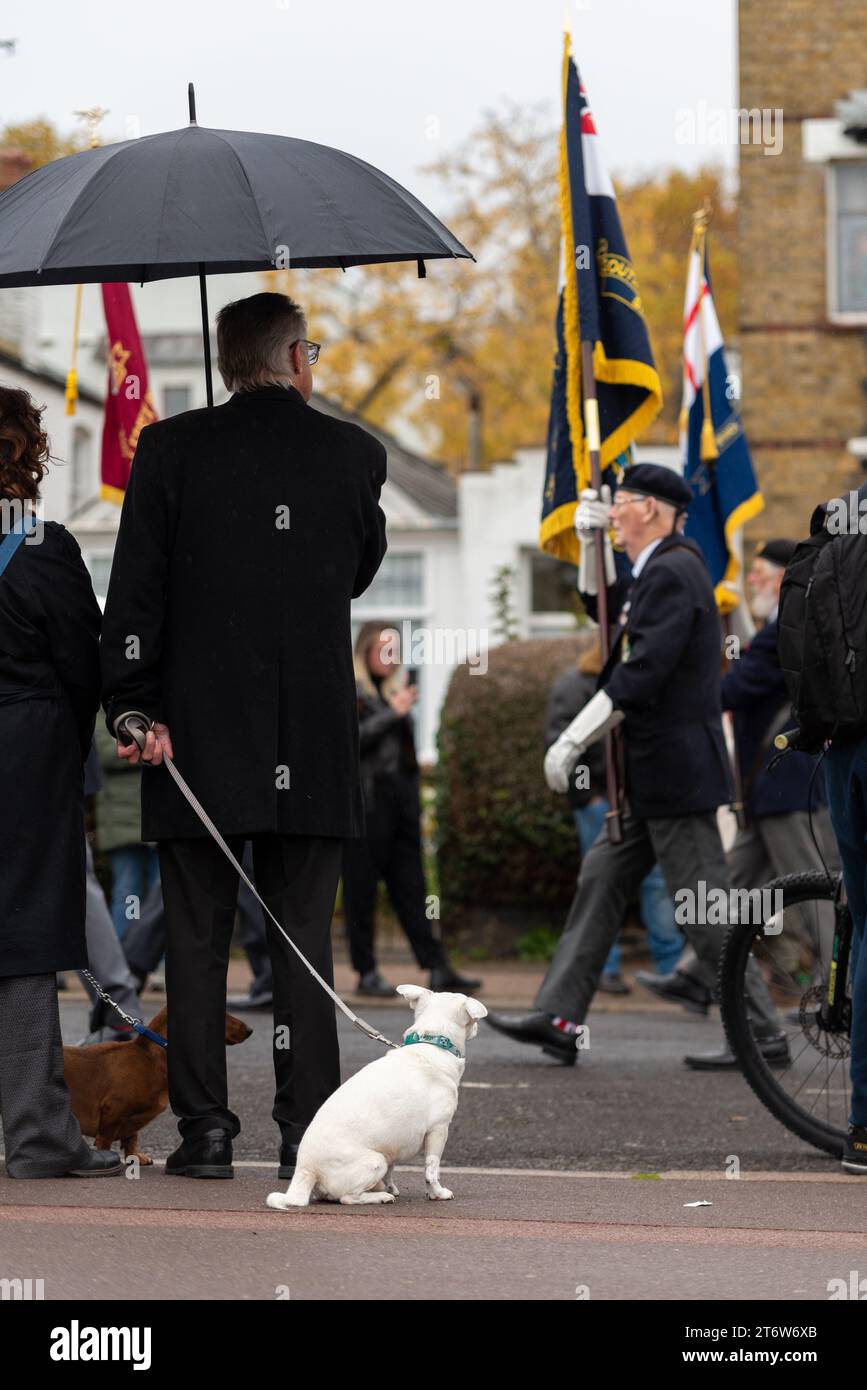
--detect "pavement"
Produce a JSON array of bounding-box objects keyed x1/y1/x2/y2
[{"x1": 3, "y1": 962, "x2": 867, "y2": 1301}]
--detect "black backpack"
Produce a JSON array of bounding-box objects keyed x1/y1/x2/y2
[{"x1": 778, "y1": 498, "x2": 867, "y2": 748}]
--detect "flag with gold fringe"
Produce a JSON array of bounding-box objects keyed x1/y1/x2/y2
[
  {"x1": 680, "y1": 213, "x2": 762, "y2": 611},
  {"x1": 540, "y1": 35, "x2": 662, "y2": 562},
  {"x1": 100, "y1": 284, "x2": 158, "y2": 503}
]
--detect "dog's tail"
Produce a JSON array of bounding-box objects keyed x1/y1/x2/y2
[{"x1": 266, "y1": 1166, "x2": 316, "y2": 1210}]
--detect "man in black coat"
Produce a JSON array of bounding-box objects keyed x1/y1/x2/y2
[
  {"x1": 643, "y1": 538, "x2": 839, "y2": 1067},
  {"x1": 487, "y1": 464, "x2": 783, "y2": 1064},
  {"x1": 101, "y1": 292, "x2": 387, "y2": 1178}
]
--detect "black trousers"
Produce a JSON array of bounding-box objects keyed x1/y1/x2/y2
[
  {"x1": 158, "y1": 834, "x2": 342, "y2": 1144},
  {"x1": 342, "y1": 773, "x2": 445, "y2": 977}
]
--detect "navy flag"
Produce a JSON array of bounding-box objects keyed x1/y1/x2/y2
[
  {"x1": 680, "y1": 215, "x2": 763, "y2": 610},
  {"x1": 540, "y1": 36, "x2": 662, "y2": 562}
]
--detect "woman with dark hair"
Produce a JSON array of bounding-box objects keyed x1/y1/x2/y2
[
  {"x1": 0, "y1": 385, "x2": 120, "y2": 1177},
  {"x1": 342, "y1": 620, "x2": 480, "y2": 997}
]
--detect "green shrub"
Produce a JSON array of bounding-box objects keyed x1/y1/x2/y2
[{"x1": 435, "y1": 635, "x2": 592, "y2": 951}]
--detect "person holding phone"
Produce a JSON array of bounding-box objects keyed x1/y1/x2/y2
[{"x1": 342, "y1": 621, "x2": 481, "y2": 997}]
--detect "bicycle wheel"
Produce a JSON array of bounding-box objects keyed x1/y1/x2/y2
[{"x1": 719, "y1": 870, "x2": 852, "y2": 1156}]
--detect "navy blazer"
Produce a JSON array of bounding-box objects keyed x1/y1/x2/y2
[
  {"x1": 721, "y1": 619, "x2": 825, "y2": 818},
  {"x1": 600, "y1": 535, "x2": 732, "y2": 819}
]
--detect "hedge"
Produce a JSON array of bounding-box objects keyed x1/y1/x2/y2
[{"x1": 434, "y1": 634, "x2": 593, "y2": 950}]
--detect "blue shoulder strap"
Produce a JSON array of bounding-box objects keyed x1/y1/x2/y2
[{"x1": 0, "y1": 517, "x2": 38, "y2": 580}]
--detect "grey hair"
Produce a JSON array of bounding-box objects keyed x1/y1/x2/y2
[{"x1": 216, "y1": 292, "x2": 307, "y2": 393}]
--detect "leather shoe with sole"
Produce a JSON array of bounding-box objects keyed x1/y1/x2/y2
[
  {"x1": 65, "y1": 1149, "x2": 124, "y2": 1177},
  {"x1": 684, "y1": 1035, "x2": 790, "y2": 1071},
  {"x1": 486, "y1": 1010, "x2": 578, "y2": 1065},
  {"x1": 635, "y1": 970, "x2": 712, "y2": 1016},
  {"x1": 165, "y1": 1129, "x2": 234, "y2": 1178}
]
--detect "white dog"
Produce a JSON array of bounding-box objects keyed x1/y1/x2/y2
[{"x1": 266, "y1": 986, "x2": 487, "y2": 1209}]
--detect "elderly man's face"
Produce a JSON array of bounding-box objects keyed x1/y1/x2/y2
[{"x1": 747, "y1": 556, "x2": 784, "y2": 620}]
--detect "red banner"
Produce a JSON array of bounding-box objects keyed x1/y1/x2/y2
[{"x1": 100, "y1": 283, "x2": 157, "y2": 502}]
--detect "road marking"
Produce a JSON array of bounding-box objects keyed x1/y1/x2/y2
[
  {"x1": 228, "y1": 1160, "x2": 855, "y2": 1183},
  {"x1": 2, "y1": 1155, "x2": 852, "y2": 1182}
]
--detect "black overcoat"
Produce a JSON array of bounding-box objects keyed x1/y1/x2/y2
[
  {"x1": 100, "y1": 384, "x2": 387, "y2": 841},
  {"x1": 600, "y1": 534, "x2": 732, "y2": 818},
  {"x1": 0, "y1": 518, "x2": 101, "y2": 975}
]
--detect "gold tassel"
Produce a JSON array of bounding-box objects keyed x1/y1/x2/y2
[
  {"x1": 65, "y1": 366, "x2": 78, "y2": 416},
  {"x1": 700, "y1": 415, "x2": 718, "y2": 460}
]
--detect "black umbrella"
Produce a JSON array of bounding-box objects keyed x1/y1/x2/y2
[{"x1": 0, "y1": 86, "x2": 473, "y2": 403}]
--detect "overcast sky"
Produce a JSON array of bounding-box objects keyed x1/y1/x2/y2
[{"x1": 1, "y1": 0, "x2": 738, "y2": 380}]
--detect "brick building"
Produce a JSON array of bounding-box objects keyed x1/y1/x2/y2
[{"x1": 738, "y1": 0, "x2": 867, "y2": 543}]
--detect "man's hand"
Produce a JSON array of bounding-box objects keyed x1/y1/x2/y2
[
  {"x1": 389, "y1": 684, "x2": 418, "y2": 717},
  {"x1": 117, "y1": 722, "x2": 174, "y2": 767},
  {"x1": 576, "y1": 485, "x2": 616, "y2": 596},
  {"x1": 544, "y1": 736, "x2": 585, "y2": 795}
]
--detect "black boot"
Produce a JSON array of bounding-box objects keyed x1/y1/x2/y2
[
  {"x1": 841, "y1": 1125, "x2": 867, "y2": 1175},
  {"x1": 278, "y1": 1123, "x2": 306, "y2": 1179},
  {"x1": 357, "y1": 970, "x2": 395, "y2": 997},
  {"x1": 429, "y1": 964, "x2": 482, "y2": 993},
  {"x1": 635, "y1": 970, "x2": 712, "y2": 1016},
  {"x1": 165, "y1": 1129, "x2": 234, "y2": 1178},
  {"x1": 684, "y1": 1034, "x2": 790, "y2": 1071},
  {"x1": 485, "y1": 1010, "x2": 578, "y2": 1065},
  {"x1": 64, "y1": 1149, "x2": 124, "y2": 1177}
]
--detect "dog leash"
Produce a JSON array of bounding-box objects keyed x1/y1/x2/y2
[
  {"x1": 80, "y1": 969, "x2": 168, "y2": 1047},
  {"x1": 114, "y1": 713, "x2": 399, "y2": 1052}
]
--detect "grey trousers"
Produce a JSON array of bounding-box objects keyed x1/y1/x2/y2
[
  {"x1": 679, "y1": 809, "x2": 840, "y2": 981},
  {"x1": 535, "y1": 809, "x2": 779, "y2": 1034},
  {"x1": 0, "y1": 974, "x2": 90, "y2": 1178},
  {"x1": 79, "y1": 842, "x2": 142, "y2": 1025}
]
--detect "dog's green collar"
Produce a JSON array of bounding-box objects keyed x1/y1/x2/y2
[{"x1": 403, "y1": 1031, "x2": 463, "y2": 1059}]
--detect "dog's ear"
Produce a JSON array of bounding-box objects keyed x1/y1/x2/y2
[
  {"x1": 461, "y1": 996, "x2": 487, "y2": 1039},
  {"x1": 396, "y1": 984, "x2": 432, "y2": 1011}
]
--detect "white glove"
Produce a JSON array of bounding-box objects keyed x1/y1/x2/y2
[
  {"x1": 576, "y1": 486, "x2": 616, "y2": 596},
  {"x1": 544, "y1": 690, "x2": 624, "y2": 794}
]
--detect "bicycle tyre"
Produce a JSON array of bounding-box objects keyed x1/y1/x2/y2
[{"x1": 719, "y1": 870, "x2": 849, "y2": 1157}]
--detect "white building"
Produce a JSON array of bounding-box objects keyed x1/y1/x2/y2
[{"x1": 0, "y1": 268, "x2": 679, "y2": 761}]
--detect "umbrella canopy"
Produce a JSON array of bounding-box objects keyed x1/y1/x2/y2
[
  {"x1": 0, "y1": 110, "x2": 472, "y2": 285},
  {"x1": 0, "y1": 88, "x2": 473, "y2": 403}
]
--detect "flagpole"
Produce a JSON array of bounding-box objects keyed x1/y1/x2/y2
[{"x1": 580, "y1": 338, "x2": 624, "y2": 845}]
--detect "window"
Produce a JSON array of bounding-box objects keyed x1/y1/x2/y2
[
  {"x1": 163, "y1": 384, "x2": 191, "y2": 417},
  {"x1": 830, "y1": 162, "x2": 867, "y2": 320},
  {"x1": 69, "y1": 425, "x2": 91, "y2": 513},
  {"x1": 527, "y1": 551, "x2": 583, "y2": 639},
  {"x1": 354, "y1": 551, "x2": 424, "y2": 612},
  {"x1": 87, "y1": 552, "x2": 114, "y2": 600}
]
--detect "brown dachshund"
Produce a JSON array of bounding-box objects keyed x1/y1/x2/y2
[{"x1": 63, "y1": 1008, "x2": 252, "y2": 1164}]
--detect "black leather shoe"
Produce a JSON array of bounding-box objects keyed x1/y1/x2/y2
[
  {"x1": 165, "y1": 1129, "x2": 234, "y2": 1178},
  {"x1": 278, "y1": 1140, "x2": 300, "y2": 1180},
  {"x1": 684, "y1": 1035, "x2": 791, "y2": 1071},
  {"x1": 357, "y1": 970, "x2": 396, "y2": 997},
  {"x1": 598, "y1": 972, "x2": 631, "y2": 996},
  {"x1": 635, "y1": 970, "x2": 712, "y2": 1016},
  {"x1": 65, "y1": 1149, "x2": 123, "y2": 1177},
  {"x1": 486, "y1": 1010, "x2": 578, "y2": 1065},
  {"x1": 226, "y1": 992, "x2": 273, "y2": 1011},
  {"x1": 842, "y1": 1125, "x2": 867, "y2": 1175},
  {"x1": 430, "y1": 965, "x2": 482, "y2": 993}
]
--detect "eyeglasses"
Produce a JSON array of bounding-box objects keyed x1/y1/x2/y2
[
  {"x1": 610, "y1": 494, "x2": 647, "y2": 510},
  {"x1": 290, "y1": 339, "x2": 321, "y2": 366}
]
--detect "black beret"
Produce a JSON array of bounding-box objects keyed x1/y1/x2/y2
[
  {"x1": 756, "y1": 538, "x2": 797, "y2": 568},
  {"x1": 617, "y1": 463, "x2": 693, "y2": 513}
]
